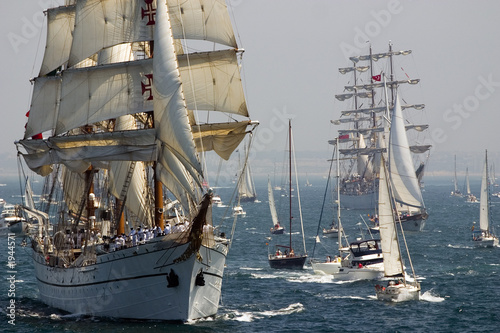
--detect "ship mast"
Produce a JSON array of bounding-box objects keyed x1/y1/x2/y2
[{"x1": 288, "y1": 119, "x2": 293, "y2": 251}]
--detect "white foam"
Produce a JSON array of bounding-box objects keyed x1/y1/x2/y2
[
  {"x1": 420, "y1": 290, "x2": 446, "y2": 302},
  {"x1": 227, "y1": 303, "x2": 304, "y2": 322}
]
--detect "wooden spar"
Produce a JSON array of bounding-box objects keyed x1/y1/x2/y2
[{"x1": 154, "y1": 162, "x2": 164, "y2": 229}]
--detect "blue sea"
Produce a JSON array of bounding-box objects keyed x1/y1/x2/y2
[{"x1": 0, "y1": 176, "x2": 499, "y2": 332}]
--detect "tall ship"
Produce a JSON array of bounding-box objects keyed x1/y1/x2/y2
[
  {"x1": 331, "y1": 43, "x2": 431, "y2": 211},
  {"x1": 16, "y1": 0, "x2": 257, "y2": 322}
]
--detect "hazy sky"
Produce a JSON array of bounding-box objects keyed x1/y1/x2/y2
[{"x1": 2, "y1": 0, "x2": 500, "y2": 174}]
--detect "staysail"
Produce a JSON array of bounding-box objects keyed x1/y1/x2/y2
[{"x1": 388, "y1": 94, "x2": 425, "y2": 209}]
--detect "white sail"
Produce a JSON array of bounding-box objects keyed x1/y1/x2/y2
[
  {"x1": 389, "y1": 94, "x2": 424, "y2": 208},
  {"x1": 356, "y1": 134, "x2": 373, "y2": 178},
  {"x1": 238, "y1": 161, "x2": 256, "y2": 200},
  {"x1": 178, "y1": 50, "x2": 248, "y2": 116},
  {"x1": 268, "y1": 178, "x2": 279, "y2": 226},
  {"x1": 26, "y1": 50, "x2": 247, "y2": 139},
  {"x1": 66, "y1": 0, "x2": 236, "y2": 70},
  {"x1": 192, "y1": 121, "x2": 249, "y2": 160},
  {"x1": 379, "y1": 157, "x2": 403, "y2": 277},
  {"x1": 109, "y1": 116, "x2": 150, "y2": 225},
  {"x1": 454, "y1": 155, "x2": 459, "y2": 192},
  {"x1": 479, "y1": 151, "x2": 489, "y2": 231},
  {"x1": 39, "y1": 5, "x2": 76, "y2": 76},
  {"x1": 466, "y1": 168, "x2": 471, "y2": 195},
  {"x1": 153, "y1": 0, "x2": 201, "y2": 179}
]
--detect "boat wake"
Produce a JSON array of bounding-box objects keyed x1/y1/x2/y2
[
  {"x1": 223, "y1": 303, "x2": 304, "y2": 322},
  {"x1": 447, "y1": 244, "x2": 473, "y2": 249},
  {"x1": 288, "y1": 274, "x2": 334, "y2": 284},
  {"x1": 324, "y1": 294, "x2": 370, "y2": 301},
  {"x1": 420, "y1": 290, "x2": 446, "y2": 302}
]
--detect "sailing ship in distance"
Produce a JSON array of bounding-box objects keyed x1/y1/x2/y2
[{"x1": 331, "y1": 42, "x2": 430, "y2": 211}]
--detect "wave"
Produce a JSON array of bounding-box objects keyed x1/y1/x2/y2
[{"x1": 240, "y1": 267, "x2": 263, "y2": 271}]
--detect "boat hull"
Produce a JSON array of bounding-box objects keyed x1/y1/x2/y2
[
  {"x1": 32, "y1": 237, "x2": 228, "y2": 322},
  {"x1": 238, "y1": 196, "x2": 257, "y2": 203},
  {"x1": 473, "y1": 237, "x2": 499, "y2": 248},
  {"x1": 400, "y1": 216, "x2": 426, "y2": 232},
  {"x1": 271, "y1": 227, "x2": 285, "y2": 235},
  {"x1": 311, "y1": 261, "x2": 383, "y2": 281},
  {"x1": 375, "y1": 283, "x2": 420, "y2": 302},
  {"x1": 268, "y1": 255, "x2": 307, "y2": 269},
  {"x1": 322, "y1": 228, "x2": 339, "y2": 238}
]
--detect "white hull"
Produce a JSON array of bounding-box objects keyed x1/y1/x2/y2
[
  {"x1": 473, "y1": 236, "x2": 499, "y2": 248},
  {"x1": 32, "y1": 236, "x2": 227, "y2": 322},
  {"x1": 340, "y1": 192, "x2": 376, "y2": 210},
  {"x1": 311, "y1": 260, "x2": 384, "y2": 281},
  {"x1": 375, "y1": 283, "x2": 420, "y2": 302},
  {"x1": 322, "y1": 227, "x2": 340, "y2": 238}
]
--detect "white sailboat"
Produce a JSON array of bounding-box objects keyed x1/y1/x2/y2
[
  {"x1": 1, "y1": 204, "x2": 26, "y2": 235},
  {"x1": 311, "y1": 137, "x2": 384, "y2": 281},
  {"x1": 237, "y1": 146, "x2": 258, "y2": 203},
  {"x1": 472, "y1": 150, "x2": 499, "y2": 248},
  {"x1": 375, "y1": 155, "x2": 420, "y2": 302},
  {"x1": 332, "y1": 43, "x2": 430, "y2": 210},
  {"x1": 268, "y1": 177, "x2": 284, "y2": 234},
  {"x1": 451, "y1": 155, "x2": 463, "y2": 197},
  {"x1": 305, "y1": 173, "x2": 312, "y2": 187},
  {"x1": 465, "y1": 167, "x2": 478, "y2": 203},
  {"x1": 16, "y1": 0, "x2": 257, "y2": 322}
]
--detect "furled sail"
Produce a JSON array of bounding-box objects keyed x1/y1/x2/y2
[
  {"x1": 388, "y1": 94, "x2": 424, "y2": 208},
  {"x1": 349, "y1": 49, "x2": 412, "y2": 63},
  {"x1": 344, "y1": 79, "x2": 419, "y2": 92}
]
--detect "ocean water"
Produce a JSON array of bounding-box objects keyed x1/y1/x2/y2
[{"x1": 0, "y1": 176, "x2": 499, "y2": 332}]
